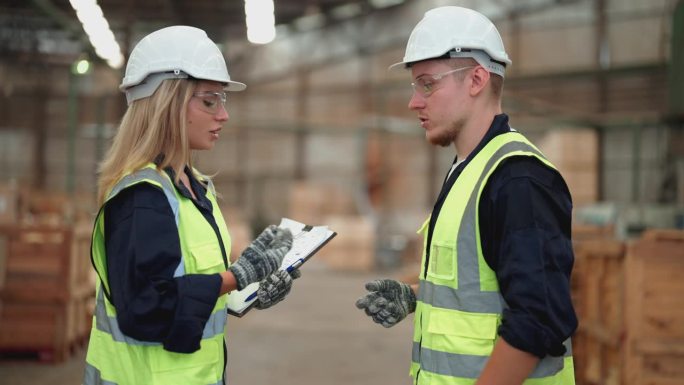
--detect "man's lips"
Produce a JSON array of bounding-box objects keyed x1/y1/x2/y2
[{"x1": 419, "y1": 117, "x2": 428, "y2": 128}]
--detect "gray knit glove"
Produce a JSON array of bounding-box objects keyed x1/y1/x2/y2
[
  {"x1": 255, "y1": 269, "x2": 302, "y2": 310},
  {"x1": 355, "y1": 279, "x2": 416, "y2": 328},
  {"x1": 229, "y1": 225, "x2": 293, "y2": 290}
]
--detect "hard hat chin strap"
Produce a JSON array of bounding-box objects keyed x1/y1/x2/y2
[
  {"x1": 124, "y1": 70, "x2": 189, "y2": 105},
  {"x1": 448, "y1": 49, "x2": 506, "y2": 78}
]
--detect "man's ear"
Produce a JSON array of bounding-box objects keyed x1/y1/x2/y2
[{"x1": 469, "y1": 66, "x2": 490, "y2": 97}]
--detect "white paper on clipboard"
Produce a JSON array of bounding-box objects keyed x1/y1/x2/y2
[{"x1": 226, "y1": 217, "x2": 337, "y2": 317}]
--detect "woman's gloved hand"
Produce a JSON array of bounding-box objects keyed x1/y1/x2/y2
[
  {"x1": 255, "y1": 269, "x2": 302, "y2": 310},
  {"x1": 229, "y1": 225, "x2": 293, "y2": 290}
]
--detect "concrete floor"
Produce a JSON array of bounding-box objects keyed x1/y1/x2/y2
[{"x1": 0, "y1": 260, "x2": 415, "y2": 385}]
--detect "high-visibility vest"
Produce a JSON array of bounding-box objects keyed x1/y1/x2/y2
[
  {"x1": 411, "y1": 132, "x2": 575, "y2": 385},
  {"x1": 84, "y1": 164, "x2": 232, "y2": 385}
]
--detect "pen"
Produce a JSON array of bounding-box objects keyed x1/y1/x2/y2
[
  {"x1": 245, "y1": 291, "x2": 258, "y2": 302},
  {"x1": 245, "y1": 260, "x2": 303, "y2": 303},
  {"x1": 287, "y1": 259, "x2": 304, "y2": 272}
]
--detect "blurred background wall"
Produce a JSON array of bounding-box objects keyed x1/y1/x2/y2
[{"x1": 2, "y1": 0, "x2": 682, "y2": 243}]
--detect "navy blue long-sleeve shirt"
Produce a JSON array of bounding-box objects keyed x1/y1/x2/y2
[
  {"x1": 425, "y1": 114, "x2": 577, "y2": 358},
  {"x1": 104, "y1": 167, "x2": 225, "y2": 353}
]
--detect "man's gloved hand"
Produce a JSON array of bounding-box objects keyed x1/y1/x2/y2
[
  {"x1": 255, "y1": 269, "x2": 302, "y2": 310},
  {"x1": 229, "y1": 225, "x2": 293, "y2": 290},
  {"x1": 355, "y1": 279, "x2": 416, "y2": 328}
]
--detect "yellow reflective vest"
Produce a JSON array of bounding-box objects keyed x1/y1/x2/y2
[
  {"x1": 411, "y1": 132, "x2": 575, "y2": 385},
  {"x1": 84, "y1": 165, "x2": 232, "y2": 385}
]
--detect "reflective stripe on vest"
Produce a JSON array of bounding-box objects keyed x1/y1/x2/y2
[
  {"x1": 418, "y1": 280, "x2": 501, "y2": 313},
  {"x1": 413, "y1": 132, "x2": 575, "y2": 384},
  {"x1": 83, "y1": 364, "x2": 224, "y2": 385},
  {"x1": 93, "y1": 286, "x2": 227, "y2": 345},
  {"x1": 412, "y1": 340, "x2": 573, "y2": 379}
]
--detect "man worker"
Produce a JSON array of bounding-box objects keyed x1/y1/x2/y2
[{"x1": 355, "y1": 6, "x2": 577, "y2": 385}]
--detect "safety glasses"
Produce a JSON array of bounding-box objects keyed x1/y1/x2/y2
[
  {"x1": 411, "y1": 66, "x2": 475, "y2": 98},
  {"x1": 192, "y1": 91, "x2": 227, "y2": 114}
]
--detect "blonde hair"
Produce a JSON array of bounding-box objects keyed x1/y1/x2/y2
[{"x1": 97, "y1": 79, "x2": 198, "y2": 205}]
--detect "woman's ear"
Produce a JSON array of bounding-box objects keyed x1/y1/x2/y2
[{"x1": 469, "y1": 66, "x2": 490, "y2": 97}]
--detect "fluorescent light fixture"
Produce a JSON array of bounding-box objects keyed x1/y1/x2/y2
[
  {"x1": 69, "y1": 0, "x2": 123, "y2": 68},
  {"x1": 369, "y1": 0, "x2": 405, "y2": 9},
  {"x1": 293, "y1": 12, "x2": 325, "y2": 31},
  {"x1": 245, "y1": 0, "x2": 276, "y2": 44},
  {"x1": 330, "y1": 3, "x2": 363, "y2": 20}
]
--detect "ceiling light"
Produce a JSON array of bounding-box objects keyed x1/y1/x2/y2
[
  {"x1": 293, "y1": 13, "x2": 325, "y2": 31},
  {"x1": 68, "y1": 0, "x2": 123, "y2": 68},
  {"x1": 245, "y1": 0, "x2": 276, "y2": 44},
  {"x1": 369, "y1": 0, "x2": 405, "y2": 9},
  {"x1": 331, "y1": 3, "x2": 363, "y2": 20}
]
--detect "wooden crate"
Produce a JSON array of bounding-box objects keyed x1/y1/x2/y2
[
  {"x1": 572, "y1": 224, "x2": 616, "y2": 241},
  {"x1": 69, "y1": 221, "x2": 96, "y2": 296},
  {"x1": 572, "y1": 231, "x2": 684, "y2": 385},
  {"x1": 0, "y1": 295, "x2": 91, "y2": 363},
  {"x1": 572, "y1": 238, "x2": 626, "y2": 385},
  {"x1": 624, "y1": 231, "x2": 684, "y2": 385},
  {"x1": 0, "y1": 223, "x2": 95, "y2": 362},
  {"x1": 0, "y1": 224, "x2": 93, "y2": 301},
  {"x1": 19, "y1": 190, "x2": 73, "y2": 226}
]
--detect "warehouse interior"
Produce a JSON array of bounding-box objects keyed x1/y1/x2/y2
[{"x1": 0, "y1": 0, "x2": 683, "y2": 384}]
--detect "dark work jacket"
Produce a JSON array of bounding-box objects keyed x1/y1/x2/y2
[
  {"x1": 425, "y1": 113, "x2": 577, "y2": 358},
  {"x1": 104, "y1": 167, "x2": 225, "y2": 353}
]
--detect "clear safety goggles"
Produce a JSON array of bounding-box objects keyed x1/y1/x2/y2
[
  {"x1": 192, "y1": 91, "x2": 227, "y2": 114},
  {"x1": 411, "y1": 66, "x2": 475, "y2": 98}
]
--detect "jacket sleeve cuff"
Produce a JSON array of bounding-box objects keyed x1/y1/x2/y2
[
  {"x1": 162, "y1": 274, "x2": 222, "y2": 353},
  {"x1": 498, "y1": 310, "x2": 567, "y2": 358}
]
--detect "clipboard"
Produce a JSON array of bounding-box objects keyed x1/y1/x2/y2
[{"x1": 226, "y1": 218, "x2": 337, "y2": 317}]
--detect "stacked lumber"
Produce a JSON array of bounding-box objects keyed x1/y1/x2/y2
[{"x1": 0, "y1": 222, "x2": 94, "y2": 363}]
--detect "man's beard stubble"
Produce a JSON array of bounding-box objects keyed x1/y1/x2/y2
[{"x1": 428, "y1": 117, "x2": 465, "y2": 147}]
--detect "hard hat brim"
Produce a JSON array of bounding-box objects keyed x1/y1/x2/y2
[
  {"x1": 226, "y1": 80, "x2": 246, "y2": 92},
  {"x1": 387, "y1": 61, "x2": 409, "y2": 71}
]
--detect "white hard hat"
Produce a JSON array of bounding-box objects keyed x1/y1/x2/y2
[
  {"x1": 390, "y1": 6, "x2": 511, "y2": 77},
  {"x1": 120, "y1": 25, "x2": 246, "y2": 105}
]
